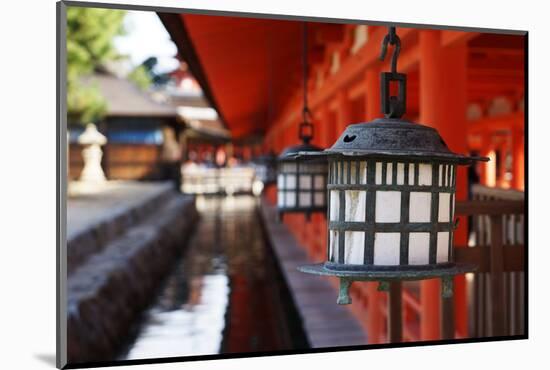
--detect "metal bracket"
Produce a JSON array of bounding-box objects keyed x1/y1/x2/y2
[
  {"x1": 380, "y1": 72, "x2": 407, "y2": 119},
  {"x1": 337, "y1": 278, "x2": 353, "y2": 304},
  {"x1": 378, "y1": 280, "x2": 390, "y2": 292},
  {"x1": 441, "y1": 276, "x2": 454, "y2": 298},
  {"x1": 299, "y1": 120, "x2": 313, "y2": 144}
]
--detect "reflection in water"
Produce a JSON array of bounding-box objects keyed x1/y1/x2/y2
[{"x1": 120, "y1": 195, "x2": 305, "y2": 361}]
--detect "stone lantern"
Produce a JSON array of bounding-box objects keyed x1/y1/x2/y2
[{"x1": 77, "y1": 123, "x2": 107, "y2": 183}]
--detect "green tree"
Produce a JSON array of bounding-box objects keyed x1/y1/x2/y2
[
  {"x1": 128, "y1": 56, "x2": 174, "y2": 89},
  {"x1": 127, "y1": 64, "x2": 152, "y2": 91},
  {"x1": 66, "y1": 7, "x2": 126, "y2": 124}
]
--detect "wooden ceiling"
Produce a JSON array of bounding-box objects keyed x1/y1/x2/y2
[
  {"x1": 160, "y1": 12, "x2": 525, "y2": 139},
  {"x1": 181, "y1": 14, "x2": 311, "y2": 139}
]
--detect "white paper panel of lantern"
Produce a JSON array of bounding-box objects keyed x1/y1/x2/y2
[
  {"x1": 345, "y1": 191, "x2": 366, "y2": 221},
  {"x1": 330, "y1": 190, "x2": 339, "y2": 221},
  {"x1": 329, "y1": 230, "x2": 339, "y2": 261},
  {"x1": 410, "y1": 192, "x2": 432, "y2": 222},
  {"x1": 396, "y1": 163, "x2": 405, "y2": 185},
  {"x1": 438, "y1": 193, "x2": 451, "y2": 222},
  {"x1": 408, "y1": 232, "x2": 430, "y2": 265},
  {"x1": 344, "y1": 231, "x2": 365, "y2": 264},
  {"x1": 375, "y1": 162, "x2": 383, "y2": 184},
  {"x1": 418, "y1": 164, "x2": 432, "y2": 185},
  {"x1": 373, "y1": 232, "x2": 400, "y2": 265},
  {"x1": 375, "y1": 191, "x2": 401, "y2": 222},
  {"x1": 327, "y1": 158, "x2": 458, "y2": 268},
  {"x1": 299, "y1": 174, "x2": 312, "y2": 189},
  {"x1": 277, "y1": 158, "x2": 327, "y2": 215},
  {"x1": 437, "y1": 232, "x2": 450, "y2": 263},
  {"x1": 314, "y1": 192, "x2": 325, "y2": 207}
]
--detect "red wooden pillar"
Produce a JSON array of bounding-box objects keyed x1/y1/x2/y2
[
  {"x1": 364, "y1": 68, "x2": 384, "y2": 344},
  {"x1": 318, "y1": 105, "x2": 330, "y2": 257},
  {"x1": 440, "y1": 41, "x2": 469, "y2": 338},
  {"x1": 419, "y1": 30, "x2": 469, "y2": 339},
  {"x1": 338, "y1": 89, "x2": 351, "y2": 133},
  {"x1": 311, "y1": 107, "x2": 330, "y2": 261},
  {"x1": 365, "y1": 68, "x2": 381, "y2": 121},
  {"x1": 478, "y1": 133, "x2": 489, "y2": 186},
  {"x1": 483, "y1": 135, "x2": 497, "y2": 187},
  {"x1": 419, "y1": 29, "x2": 442, "y2": 341},
  {"x1": 512, "y1": 128, "x2": 524, "y2": 190},
  {"x1": 317, "y1": 107, "x2": 331, "y2": 148},
  {"x1": 494, "y1": 138, "x2": 506, "y2": 188}
]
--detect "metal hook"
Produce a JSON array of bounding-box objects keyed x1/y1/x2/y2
[
  {"x1": 379, "y1": 26, "x2": 406, "y2": 119},
  {"x1": 379, "y1": 26, "x2": 401, "y2": 75},
  {"x1": 299, "y1": 107, "x2": 314, "y2": 145}
]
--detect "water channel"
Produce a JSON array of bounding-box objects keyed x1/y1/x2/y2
[{"x1": 118, "y1": 195, "x2": 308, "y2": 361}]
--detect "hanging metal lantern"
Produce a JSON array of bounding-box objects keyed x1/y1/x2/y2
[
  {"x1": 297, "y1": 27, "x2": 488, "y2": 303},
  {"x1": 277, "y1": 23, "x2": 328, "y2": 220},
  {"x1": 277, "y1": 122, "x2": 327, "y2": 220}
]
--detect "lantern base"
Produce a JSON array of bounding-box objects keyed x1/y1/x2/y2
[{"x1": 298, "y1": 262, "x2": 477, "y2": 304}]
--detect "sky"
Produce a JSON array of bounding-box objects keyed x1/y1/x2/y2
[{"x1": 113, "y1": 10, "x2": 180, "y2": 75}]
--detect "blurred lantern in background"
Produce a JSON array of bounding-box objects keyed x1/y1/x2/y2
[
  {"x1": 298, "y1": 26, "x2": 488, "y2": 304},
  {"x1": 277, "y1": 131, "x2": 327, "y2": 220},
  {"x1": 277, "y1": 22, "x2": 327, "y2": 221}
]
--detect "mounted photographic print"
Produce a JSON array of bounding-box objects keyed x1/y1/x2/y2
[{"x1": 56, "y1": 1, "x2": 527, "y2": 368}]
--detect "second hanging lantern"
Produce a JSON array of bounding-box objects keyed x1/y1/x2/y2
[{"x1": 277, "y1": 22, "x2": 327, "y2": 221}]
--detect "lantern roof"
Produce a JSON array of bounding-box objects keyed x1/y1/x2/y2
[
  {"x1": 295, "y1": 118, "x2": 489, "y2": 164},
  {"x1": 253, "y1": 151, "x2": 277, "y2": 163},
  {"x1": 278, "y1": 143, "x2": 323, "y2": 161}
]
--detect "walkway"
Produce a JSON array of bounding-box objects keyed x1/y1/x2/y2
[{"x1": 68, "y1": 181, "x2": 174, "y2": 242}]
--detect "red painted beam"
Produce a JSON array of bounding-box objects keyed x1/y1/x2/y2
[
  {"x1": 468, "y1": 112, "x2": 524, "y2": 134},
  {"x1": 441, "y1": 30, "x2": 478, "y2": 48}
]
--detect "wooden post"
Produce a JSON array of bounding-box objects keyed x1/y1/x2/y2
[
  {"x1": 419, "y1": 29, "x2": 442, "y2": 341},
  {"x1": 365, "y1": 68, "x2": 381, "y2": 121},
  {"x1": 337, "y1": 89, "x2": 351, "y2": 134},
  {"x1": 498, "y1": 143, "x2": 508, "y2": 188},
  {"x1": 512, "y1": 128, "x2": 524, "y2": 190},
  {"x1": 317, "y1": 107, "x2": 331, "y2": 148},
  {"x1": 419, "y1": 30, "x2": 469, "y2": 340},
  {"x1": 479, "y1": 133, "x2": 494, "y2": 187},
  {"x1": 489, "y1": 214, "x2": 506, "y2": 336},
  {"x1": 388, "y1": 282, "x2": 403, "y2": 343},
  {"x1": 441, "y1": 295, "x2": 455, "y2": 340},
  {"x1": 366, "y1": 282, "x2": 383, "y2": 343},
  {"x1": 441, "y1": 40, "x2": 469, "y2": 339}
]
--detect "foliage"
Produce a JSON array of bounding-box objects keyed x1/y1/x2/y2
[
  {"x1": 127, "y1": 64, "x2": 152, "y2": 91},
  {"x1": 66, "y1": 7, "x2": 126, "y2": 124},
  {"x1": 128, "y1": 56, "x2": 173, "y2": 89},
  {"x1": 67, "y1": 80, "x2": 107, "y2": 124}
]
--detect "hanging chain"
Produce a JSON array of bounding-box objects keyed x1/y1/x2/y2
[
  {"x1": 299, "y1": 22, "x2": 314, "y2": 144},
  {"x1": 379, "y1": 26, "x2": 407, "y2": 119}
]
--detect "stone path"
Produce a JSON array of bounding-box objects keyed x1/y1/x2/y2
[
  {"x1": 67, "y1": 192, "x2": 198, "y2": 364},
  {"x1": 68, "y1": 181, "x2": 174, "y2": 242}
]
